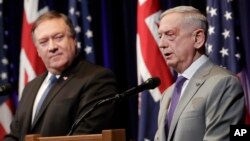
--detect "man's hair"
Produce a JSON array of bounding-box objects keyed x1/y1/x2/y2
[
  {"x1": 31, "y1": 11, "x2": 76, "y2": 40},
  {"x1": 160, "y1": 6, "x2": 208, "y2": 37}
]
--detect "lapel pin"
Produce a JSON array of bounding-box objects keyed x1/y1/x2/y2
[{"x1": 63, "y1": 76, "x2": 68, "y2": 80}]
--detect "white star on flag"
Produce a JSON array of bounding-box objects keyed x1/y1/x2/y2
[
  {"x1": 220, "y1": 47, "x2": 229, "y2": 57},
  {"x1": 208, "y1": 26, "x2": 215, "y2": 35},
  {"x1": 224, "y1": 11, "x2": 232, "y2": 20},
  {"x1": 222, "y1": 29, "x2": 230, "y2": 39},
  {"x1": 209, "y1": 7, "x2": 217, "y2": 17},
  {"x1": 85, "y1": 30, "x2": 93, "y2": 38},
  {"x1": 84, "y1": 46, "x2": 92, "y2": 54}
]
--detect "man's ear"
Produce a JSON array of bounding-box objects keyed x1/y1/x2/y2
[{"x1": 193, "y1": 29, "x2": 206, "y2": 49}]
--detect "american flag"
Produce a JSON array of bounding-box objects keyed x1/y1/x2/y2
[
  {"x1": 68, "y1": 0, "x2": 95, "y2": 63},
  {"x1": 19, "y1": 0, "x2": 48, "y2": 99},
  {"x1": 206, "y1": 0, "x2": 242, "y2": 72},
  {"x1": 137, "y1": 0, "x2": 173, "y2": 140},
  {"x1": 0, "y1": 1, "x2": 14, "y2": 140},
  {"x1": 206, "y1": 0, "x2": 250, "y2": 122}
]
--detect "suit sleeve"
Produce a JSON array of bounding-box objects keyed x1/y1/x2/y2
[{"x1": 204, "y1": 75, "x2": 244, "y2": 141}]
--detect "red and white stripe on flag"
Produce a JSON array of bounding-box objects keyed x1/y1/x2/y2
[
  {"x1": 19, "y1": 0, "x2": 48, "y2": 99},
  {"x1": 137, "y1": 1, "x2": 173, "y2": 139},
  {"x1": 137, "y1": 0, "x2": 173, "y2": 101},
  {"x1": 0, "y1": 99, "x2": 14, "y2": 140}
]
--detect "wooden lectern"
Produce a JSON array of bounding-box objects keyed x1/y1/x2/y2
[{"x1": 25, "y1": 129, "x2": 125, "y2": 141}]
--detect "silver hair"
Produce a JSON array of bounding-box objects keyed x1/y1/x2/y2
[{"x1": 160, "y1": 6, "x2": 208, "y2": 36}]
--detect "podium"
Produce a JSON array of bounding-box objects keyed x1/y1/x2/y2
[{"x1": 25, "y1": 129, "x2": 125, "y2": 141}]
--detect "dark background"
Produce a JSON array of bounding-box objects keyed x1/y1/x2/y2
[{"x1": 2, "y1": 0, "x2": 250, "y2": 140}]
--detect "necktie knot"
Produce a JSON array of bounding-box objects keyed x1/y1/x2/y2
[
  {"x1": 175, "y1": 76, "x2": 186, "y2": 93},
  {"x1": 50, "y1": 75, "x2": 57, "y2": 83}
]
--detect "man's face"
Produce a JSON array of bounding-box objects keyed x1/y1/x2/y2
[
  {"x1": 33, "y1": 18, "x2": 76, "y2": 74},
  {"x1": 158, "y1": 13, "x2": 197, "y2": 73}
]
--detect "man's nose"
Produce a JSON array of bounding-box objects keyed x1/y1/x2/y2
[
  {"x1": 48, "y1": 39, "x2": 57, "y2": 51},
  {"x1": 159, "y1": 36, "x2": 168, "y2": 50}
]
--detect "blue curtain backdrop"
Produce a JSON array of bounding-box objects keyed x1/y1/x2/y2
[{"x1": 1, "y1": 0, "x2": 250, "y2": 140}]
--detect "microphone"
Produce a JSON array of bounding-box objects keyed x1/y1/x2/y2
[
  {"x1": 0, "y1": 83, "x2": 13, "y2": 96},
  {"x1": 118, "y1": 77, "x2": 161, "y2": 98},
  {"x1": 67, "y1": 77, "x2": 161, "y2": 135}
]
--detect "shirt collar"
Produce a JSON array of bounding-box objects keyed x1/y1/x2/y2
[
  {"x1": 180, "y1": 55, "x2": 209, "y2": 79},
  {"x1": 46, "y1": 72, "x2": 60, "y2": 83}
]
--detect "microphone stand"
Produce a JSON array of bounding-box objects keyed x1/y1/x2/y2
[
  {"x1": 67, "y1": 77, "x2": 160, "y2": 135},
  {"x1": 67, "y1": 94, "x2": 121, "y2": 135}
]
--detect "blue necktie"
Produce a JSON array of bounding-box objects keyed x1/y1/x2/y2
[
  {"x1": 35, "y1": 75, "x2": 57, "y2": 118},
  {"x1": 165, "y1": 75, "x2": 186, "y2": 136}
]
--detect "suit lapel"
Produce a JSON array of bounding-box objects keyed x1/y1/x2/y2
[
  {"x1": 159, "y1": 86, "x2": 174, "y2": 126},
  {"x1": 168, "y1": 60, "x2": 214, "y2": 139},
  {"x1": 31, "y1": 59, "x2": 83, "y2": 129},
  {"x1": 21, "y1": 73, "x2": 47, "y2": 131},
  {"x1": 31, "y1": 74, "x2": 73, "y2": 127}
]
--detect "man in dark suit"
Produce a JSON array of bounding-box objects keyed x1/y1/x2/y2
[
  {"x1": 4, "y1": 11, "x2": 119, "y2": 141},
  {"x1": 154, "y1": 6, "x2": 244, "y2": 141}
]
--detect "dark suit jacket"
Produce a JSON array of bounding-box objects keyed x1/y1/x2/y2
[
  {"x1": 154, "y1": 59, "x2": 244, "y2": 141},
  {"x1": 4, "y1": 56, "x2": 120, "y2": 141}
]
